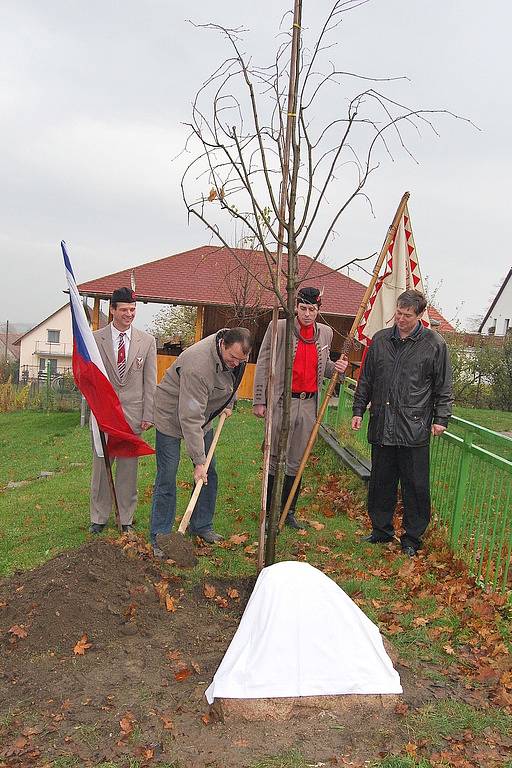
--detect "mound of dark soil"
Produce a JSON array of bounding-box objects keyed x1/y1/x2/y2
[{"x1": 0, "y1": 538, "x2": 442, "y2": 767}]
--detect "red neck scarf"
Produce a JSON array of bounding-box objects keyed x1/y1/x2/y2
[{"x1": 292, "y1": 322, "x2": 318, "y2": 392}]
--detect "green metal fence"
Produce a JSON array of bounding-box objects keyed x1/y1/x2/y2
[{"x1": 321, "y1": 377, "x2": 512, "y2": 593}]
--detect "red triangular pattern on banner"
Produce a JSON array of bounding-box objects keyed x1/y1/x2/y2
[{"x1": 354, "y1": 199, "x2": 431, "y2": 349}]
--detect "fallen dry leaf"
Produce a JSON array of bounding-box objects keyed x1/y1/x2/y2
[
  {"x1": 405, "y1": 742, "x2": 417, "y2": 757},
  {"x1": 201, "y1": 713, "x2": 210, "y2": 725},
  {"x1": 160, "y1": 714, "x2": 174, "y2": 730},
  {"x1": 73, "y1": 634, "x2": 92, "y2": 655},
  {"x1": 154, "y1": 579, "x2": 169, "y2": 601},
  {"x1": 191, "y1": 661, "x2": 201, "y2": 673},
  {"x1": 165, "y1": 594, "x2": 177, "y2": 613},
  {"x1": 229, "y1": 533, "x2": 248, "y2": 545},
  {"x1": 175, "y1": 667, "x2": 191, "y2": 682},
  {"x1": 167, "y1": 649, "x2": 182, "y2": 661},
  {"x1": 119, "y1": 712, "x2": 136, "y2": 736},
  {"x1": 386, "y1": 623, "x2": 404, "y2": 635},
  {"x1": 309, "y1": 520, "x2": 325, "y2": 531},
  {"x1": 204, "y1": 583, "x2": 216, "y2": 599},
  {"x1": 443, "y1": 644, "x2": 456, "y2": 656},
  {"x1": 214, "y1": 595, "x2": 229, "y2": 609},
  {"x1": 8, "y1": 624, "x2": 28, "y2": 639},
  {"x1": 227, "y1": 587, "x2": 240, "y2": 599},
  {"x1": 117, "y1": 712, "x2": 137, "y2": 745}
]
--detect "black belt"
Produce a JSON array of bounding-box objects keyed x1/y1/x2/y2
[{"x1": 291, "y1": 391, "x2": 316, "y2": 400}]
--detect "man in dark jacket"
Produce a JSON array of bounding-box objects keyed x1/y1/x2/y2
[{"x1": 352, "y1": 289, "x2": 453, "y2": 556}]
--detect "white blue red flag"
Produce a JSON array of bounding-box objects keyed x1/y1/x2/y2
[{"x1": 61, "y1": 241, "x2": 154, "y2": 458}]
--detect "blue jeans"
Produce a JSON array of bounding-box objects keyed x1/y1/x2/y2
[{"x1": 149, "y1": 428, "x2": 218, "y2": 545}]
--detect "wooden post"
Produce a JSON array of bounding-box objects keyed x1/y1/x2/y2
[
  {"x1": 278, "y1": 191, "x2": 411, "y2": 530},
  {"x1": 258, "y1": 0, "x2": 302, "y2": 570},
  {"x1": 195, "y1": 306, "x2": 205, "y2": 342},
  {"x1": 92, "y1": 297, "x2": 101, "y2": 330}
]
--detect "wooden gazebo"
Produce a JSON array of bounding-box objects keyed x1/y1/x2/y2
[{"x1": 78, "y1": 245, "x2": 454, "y2": 398}]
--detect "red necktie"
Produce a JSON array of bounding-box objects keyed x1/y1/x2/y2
[{"x1": 117, "y1": 333, "x2": 126, "y2": 378}]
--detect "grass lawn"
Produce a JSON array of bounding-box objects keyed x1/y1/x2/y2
[
  {"x1": 1, "y1": 404, "x2": 511, "y2": 767},
  {"x1": 453, "y1": 405, "x2": 512, "y2": 433}
]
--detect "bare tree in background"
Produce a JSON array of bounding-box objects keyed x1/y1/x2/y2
[{"x1": 181, "y1": 0, "x2": 466, "y2": 564}]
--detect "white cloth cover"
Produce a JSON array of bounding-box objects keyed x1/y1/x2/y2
[{"x1": 205, "y1": 561, "x2": 402, "y2": 703}]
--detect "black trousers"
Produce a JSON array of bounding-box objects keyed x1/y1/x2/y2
[{"x1": 368, "y1": 444, "x2": 431, "y2": 550}]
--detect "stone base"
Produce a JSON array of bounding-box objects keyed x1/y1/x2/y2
[{"x1": 210, "y1": 693, "x2": 402, "y2": 722}]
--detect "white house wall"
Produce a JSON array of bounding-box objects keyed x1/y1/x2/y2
[
  {"x1": 19, "y1": 305, "x2": 73, "y2": 381},
  {"x1": 483, "y1": 276, "x2": 512, "y2": 336}
]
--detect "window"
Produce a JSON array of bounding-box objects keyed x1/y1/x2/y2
[
  {"x1": 47, "y1": 329, "x2": 60, "y2": 343},
  {"x1": 505, "y1": 319, "x2": 510, "y2": 335}
]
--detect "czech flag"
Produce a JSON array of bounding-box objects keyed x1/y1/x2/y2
[{"x1": 61, "y1": 241, "x2": 154, "y2": 458}]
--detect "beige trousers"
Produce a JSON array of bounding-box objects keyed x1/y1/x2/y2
[
  {"x1": 270, "y1": 396, "x2": 316, "y2": 475},
  {"x1": 90, "y1": 449, "x2": 139, "y2": 526}
]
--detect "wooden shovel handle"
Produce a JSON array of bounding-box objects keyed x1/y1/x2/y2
[{"x1": 177, "y1": 412, "x2": 227, "y2": 534}]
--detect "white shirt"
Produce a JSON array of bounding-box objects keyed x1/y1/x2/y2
[{"x1": 111, "y1": 323, "x2": 132, "y2": 361}]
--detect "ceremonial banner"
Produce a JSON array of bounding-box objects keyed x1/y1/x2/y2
[
  {"x1": 356, "y1": 204, "x2": 430, "y2": 350},
  {"x1": 61, "y1": 241, "x2": 154, "y2": 458}
]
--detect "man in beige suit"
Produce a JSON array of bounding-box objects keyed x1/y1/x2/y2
[
  {"x1": 90, "y1": 287, "x2": 157, "y2": 533},
  {"x1": 253, "y1": 287, "x2": 348, "y2": 529}
]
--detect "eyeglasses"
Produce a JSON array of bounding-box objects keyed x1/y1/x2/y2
[{"x1": 221, "y1": 343, "x2": 249, "y2": 364}]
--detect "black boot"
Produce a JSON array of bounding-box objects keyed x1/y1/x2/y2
[{"x1": 282, "y1": 475, "x2": 304, "y2": 530}]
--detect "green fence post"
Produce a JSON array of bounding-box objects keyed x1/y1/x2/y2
[
  {"x1": 450, "y1": 428, "x2": 474, "y2": 548},
  {"x1": 335, "y1": 379, "x2": 347, "y2": 430}
]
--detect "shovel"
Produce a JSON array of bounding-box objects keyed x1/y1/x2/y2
[{"x1": 156, "y1": 413, "x2": 227, "y2": 567}]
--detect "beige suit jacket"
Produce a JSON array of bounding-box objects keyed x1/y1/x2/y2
[
  {"x1": 93, "y1": 324, "x2": 157, "y2": 433},
  {"x1": 253, "y1": 319, "x2": 336, "y2": 407},
  {"x1": 153, "y1": 332, "x2": 237, "y2": 465}
]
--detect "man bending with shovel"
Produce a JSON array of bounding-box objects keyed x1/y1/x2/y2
[
  {"x1": 253, "y1": 288, "x2": 348, "y2": 530},
  {"x1": 150, "y1": 327, "x2": 252, "y2": 557}
]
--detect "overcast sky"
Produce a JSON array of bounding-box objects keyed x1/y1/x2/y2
[{"x1": 1, "y1": 0, "x2": 510, "y2": 331}]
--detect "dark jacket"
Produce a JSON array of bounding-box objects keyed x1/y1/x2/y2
[{"x1": 352, "y1": 323, "x2": 453, "y2": 447}]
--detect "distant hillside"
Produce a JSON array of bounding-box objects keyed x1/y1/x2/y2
[{"x1": 0, "y1": 322, "x2": 34, "y2": 337}]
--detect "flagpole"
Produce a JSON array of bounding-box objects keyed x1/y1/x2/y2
[
  {"x1": 278, "y1": 191, "x2": 411, "y2": 530},
  {"x1": 99, "y1": 430, "x2": 122, "y2": 533}
]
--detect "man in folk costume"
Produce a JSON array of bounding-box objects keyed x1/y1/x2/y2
[
  {"x1": 90, "y1": 287, "x2": 157, "y2": 533},
  {"x1": 253, "y1": 287, "x2": 348, "y2": 529}
]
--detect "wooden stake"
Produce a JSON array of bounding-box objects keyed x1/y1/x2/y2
[
  {"x1": 257, "y1": 0, "x2": 303, "y2": 571},
  {"x1": 278, "y1": 191, "x2": 411, "y2": 530}
]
